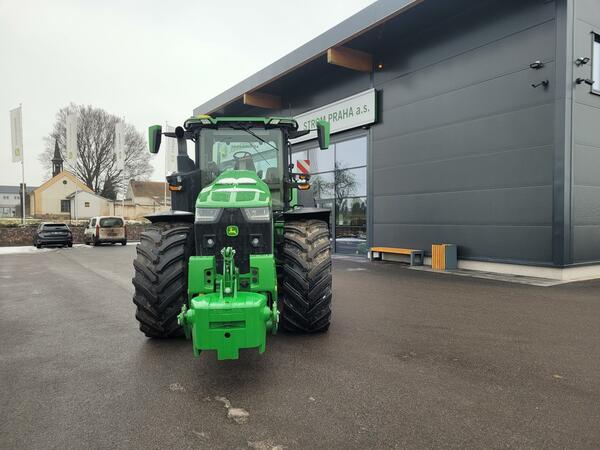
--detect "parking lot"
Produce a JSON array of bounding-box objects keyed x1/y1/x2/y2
[{"x1": 1, "y1": 245, "x2": 599, "y2": 449}]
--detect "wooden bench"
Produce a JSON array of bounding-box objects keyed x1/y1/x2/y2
[{"x1": 369, "y1": 247, "x2": 425, "y2": 266}]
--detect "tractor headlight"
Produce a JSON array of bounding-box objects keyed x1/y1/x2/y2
[
  {"x1": 241, "y1": 207, "x2": 271, "y2": 222},
  {"x1": 195, "y1": 207, "x2": 222, "y2": 223}
]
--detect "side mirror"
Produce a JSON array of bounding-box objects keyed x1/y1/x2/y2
[
  {"x1": 148, "y1": 125, "x2": 162, "y2": 154},
  {"x1": 316, "y1": 120, "x2": 330, "y2": 150}
]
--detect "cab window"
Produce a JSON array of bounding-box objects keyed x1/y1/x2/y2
[{"x1": 199, "y1": 128, "x2": 284, "y2": 209}]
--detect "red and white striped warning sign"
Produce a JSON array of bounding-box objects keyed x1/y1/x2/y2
[{"x1": 296, "y1": 159, "x2": 310, "y2": 174}]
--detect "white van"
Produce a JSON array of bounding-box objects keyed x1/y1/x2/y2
[{"x1": 84, "y1": 216, "x2": 127, "y2": 246}]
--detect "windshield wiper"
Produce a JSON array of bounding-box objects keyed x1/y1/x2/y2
[
  {"x1": 233, "y1": 124, "x2": 279, "y2": 153},
  {"x1": 246, "y1": 141, "x2": 272, "y2": 168},
  {"x1": 231, "y1": 124, "x2": 279, "y2": 168}
]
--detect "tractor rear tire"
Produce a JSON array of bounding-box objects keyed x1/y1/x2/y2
[
  {"x1": 280, "y1": 219, "x2": 332, "y2": 333},
  {"x1": 132, "y1": 221, "x2": 194, "y2": 338}
]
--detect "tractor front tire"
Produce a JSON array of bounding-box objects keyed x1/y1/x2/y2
[
  {"x1": 280, "y1": 219, "x2": 332, "y2": 333},
  {"x1": 132, "y1": 222, "x2": 194, "y2": 338}
]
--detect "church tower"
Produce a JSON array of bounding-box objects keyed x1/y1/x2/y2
[{"x1": 52, "y1": 140, "x2": 63, "y2": 177}]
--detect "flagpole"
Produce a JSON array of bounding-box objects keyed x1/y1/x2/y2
[
  {"x1": 74, "y1": 146, "x2": 78, "y2": 223},
  {"x1": 74, "y1": 114, "x2": 78, "y2": 223},
  {"x1": 20, "y1": 103, "x2": 25, "y2": 225},
  {"x1": 122, "y1": 117, "x2": 125, "y2": 218},
  {"x1": 164, "y1": 121, "x2": 168, "y2": 209}
]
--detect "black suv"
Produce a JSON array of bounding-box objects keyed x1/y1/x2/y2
[{"x1": 34, "y1": 223, "x2": 73, "y2": 248}]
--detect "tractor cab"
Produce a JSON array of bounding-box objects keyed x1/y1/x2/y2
[
  {"x1": 196, "y1": 125, "x2": 285, "y2": 209},
  {"x1": 148, "y1": 116, "x2": 329, "y2": 213}
]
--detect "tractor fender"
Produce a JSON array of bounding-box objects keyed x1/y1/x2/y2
[
  {"x1": 144, "y1": 210, "x2": 195, "y2": 224},
  {"x1": 283, "y1": 207, "x2": 331, "y2": 226}
]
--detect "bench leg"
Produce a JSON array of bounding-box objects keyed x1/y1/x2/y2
[
  {"x1": 410, "y1": 252, "x2": 424, "y2": 266},
  {"x1": 369, "y1": 251, "x2": 382, "y2": 261}
]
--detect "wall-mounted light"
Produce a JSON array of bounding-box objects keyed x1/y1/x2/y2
[
  {"x1": 529, "y1": 60, "x2": 545, "y2": 69},
  {"x1": 531, "y1": 80, "x2": 549, "y2": 88},
  {"x1": 575, "y1": 57, "x2": 591, "y2": 66}
]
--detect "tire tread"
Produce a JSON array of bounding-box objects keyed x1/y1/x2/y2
[
  {"x1": 132, "y1": 222, "x2": 193, "y2": 338},
  {"x1": 280, "y1": 219, "x2": 332, "y2": 333}
]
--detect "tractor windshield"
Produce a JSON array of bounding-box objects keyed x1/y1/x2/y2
[{"x1": 198, "y1": 128, "x2": 285, "y2": 209}]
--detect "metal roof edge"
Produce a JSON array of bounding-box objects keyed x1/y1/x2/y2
[{"x1": 192, "y1": 0, "x2": 422, "y2": 115}]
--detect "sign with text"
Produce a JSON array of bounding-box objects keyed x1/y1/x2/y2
[{"x1": 291, "y1": 88, "x2": 376, "y2": 143}]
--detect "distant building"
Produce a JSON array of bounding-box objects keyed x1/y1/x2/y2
[
  {"x1": 109, "y1": 180, "x2": 171, "y2": 219},
  {"x1": 66, "y1": 190, "x2": 111, "y2": 219},
  {"x1": 30, "y1": 170, "x2": 97, "y2": 218},
  {"x1": 126, "y1": 180, "x2": 171, "y2": 209},
  {"x1": 0, "y1": 185, "x2": 36, "y2": 218},
  {"x1": 30, "y1": 142, "x2": 110, "y2": 219}
]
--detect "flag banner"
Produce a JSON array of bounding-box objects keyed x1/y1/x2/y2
[
  {"x1": 65, "y1": 113, "x2": 78, "y2": 165},
  {"x1": 165, "y1": 124, "x2": 177, "y2": 174},
  {"x1": 10, "y1": 106, "x2": 23, "y2": 163},
  {"x1": 114, "y1": 122, "x2": 126, "y2": 172}
]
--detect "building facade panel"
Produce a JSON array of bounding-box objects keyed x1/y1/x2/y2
[
  {"x1": 373, "y1": 145, "x2": 553, "y2": 196},
  {"x1": 374, "y1": 21, "x2": 556, "y2": 117},
  {"x1": 372, "y1": 103, "x2": 555, "y2": 170},
  {"x1": 373, "y1": 223, "x2": 553, "y2": 263},
  {"x1": 370, "y1": 0, "x2": 557, "y2": 264},
  {"x1": 570, "y1": 0, "x2": 600, "y2": 263},
  {"x1": 373, "y1": 185, "x2": 552, "y2": 227}
]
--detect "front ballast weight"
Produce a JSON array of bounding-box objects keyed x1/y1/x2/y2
[{"x1": 178, "y1": 247, "x2": 279, "y2": 360}]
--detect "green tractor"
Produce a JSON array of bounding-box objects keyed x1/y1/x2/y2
[{"x1": 132, "y1": 115, "x2": 332, "y2": 360}]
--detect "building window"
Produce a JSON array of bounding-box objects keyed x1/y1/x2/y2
[
  {"x1": 594, "y1": 33, "x2": 600, "y2": 95},
  {"x1": 0, "y1": 207, "x2": 16, "y2": 217},
  {"x1": 84, "y1": 202, "x2": 90, "y2": 207},
  {"x1": 60, "y1": 199, "x2": 70, "y2": 213},
  {"x1": 293, "y1": 135, "x2": 368, "y2": 256}
]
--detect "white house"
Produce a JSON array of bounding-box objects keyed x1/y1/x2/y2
[{"x1": 66, "y1": 190, "x2": 110, "y2": 219}]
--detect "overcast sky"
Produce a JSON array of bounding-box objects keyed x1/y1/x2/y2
[{"x1": 0, "y1": 0, "x2": 375, "y2": 187}]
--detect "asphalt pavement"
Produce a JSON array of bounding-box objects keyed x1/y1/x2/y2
[{"x1": 1, "y1": 245, "x2": 599, "y2": 449}]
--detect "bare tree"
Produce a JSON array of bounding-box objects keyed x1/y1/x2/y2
[
  {"x1": 312, "y1": 162, "x2": 358, "y2": 209},
  {"x1": 39, "y1": 103, "x2": 152, "y2": 199}
]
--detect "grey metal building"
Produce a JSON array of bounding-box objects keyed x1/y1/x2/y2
[{"x1": 194, "y1": 0, "x2": 600, "y2": 270}]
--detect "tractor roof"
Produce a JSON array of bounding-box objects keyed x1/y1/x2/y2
[{"x1": 184, "y1": 115, "x2": 298, "y2": 131}]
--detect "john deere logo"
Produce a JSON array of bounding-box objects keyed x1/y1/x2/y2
[{"x1": 226, "y1": 225, "x2": 238, "y2": 237}]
